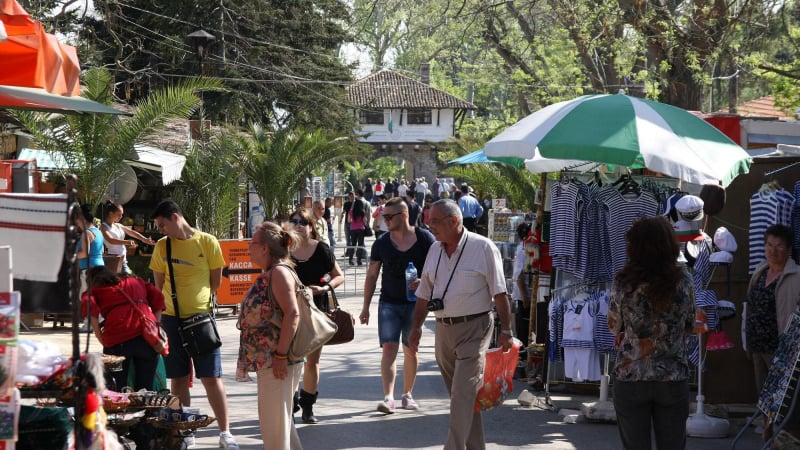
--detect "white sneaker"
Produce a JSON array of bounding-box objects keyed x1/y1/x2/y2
[
  {"x1": 377, "y1": 398, "x2": 396, "y2": 414},
  {"x1": 219, "y1": 432, "x2": 240, "y2": 450},
  {"x1": 401, "y1": 393, "x2": 419, "y2": 410},
  {"x1": 183, "y1": 435, "x2": 196, "y2": 449}
]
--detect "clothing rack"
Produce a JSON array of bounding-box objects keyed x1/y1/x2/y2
[{"x1": 764, "y1": 160, "x2": 800, "y2": 177}]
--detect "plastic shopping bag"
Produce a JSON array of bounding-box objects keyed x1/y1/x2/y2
[{"x1": 475, "y1": 338, "x2": 522, "y2": 412}]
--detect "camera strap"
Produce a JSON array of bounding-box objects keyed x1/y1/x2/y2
[{"x1": 432, "y1": 234, "x2": 468, "y2": 303}]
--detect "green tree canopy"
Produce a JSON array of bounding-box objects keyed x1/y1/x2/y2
[{"x1": 12, "y1": 68, "x2": 223, "y2": 208}]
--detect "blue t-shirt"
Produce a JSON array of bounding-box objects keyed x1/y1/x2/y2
[{"x1": 370, "y1": 227, "x2": 435, "y2": 304}]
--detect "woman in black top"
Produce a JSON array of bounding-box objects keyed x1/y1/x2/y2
[{"x1": 287, "y1": 208, "x2": 345, "y2": 424}]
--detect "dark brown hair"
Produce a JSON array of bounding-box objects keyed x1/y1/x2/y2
[
  {"x1": 289, "y1": 208, "x2": 319, "y2": 240},
  {"x1": 615, "y1": 216, "x2": 682, "y2": 311}
]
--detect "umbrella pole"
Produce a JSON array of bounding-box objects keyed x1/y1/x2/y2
[{"x1": 529, "y1": 172, "x2": 548, "y2": 344}]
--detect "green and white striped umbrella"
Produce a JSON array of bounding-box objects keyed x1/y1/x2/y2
[{"x1": 484, "y1": 94, "x2": 751, "y2": 187}]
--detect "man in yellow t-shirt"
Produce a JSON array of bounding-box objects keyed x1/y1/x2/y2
[{"x1": 149, "y1": 200, "x2": 238, "y2": 450}]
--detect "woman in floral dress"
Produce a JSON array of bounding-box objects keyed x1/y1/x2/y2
[{"x1": 237, "y1": 222, "x2": 303, "y2": 450}]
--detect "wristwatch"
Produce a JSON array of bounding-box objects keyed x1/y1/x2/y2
[{"x1": 501, "y1": 329, "x2": 514, "y2": 337}]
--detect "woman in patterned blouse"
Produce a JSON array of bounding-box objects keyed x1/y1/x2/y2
[
  {"x1": 236, "y1": 222, "x2": 303, "y2": 450},
  {"x1": 608, "y1": 216, "x2": 695, "y2": 450},
  {"x1": 745, "y1": 225, "x2": 800, "y2": 406}
]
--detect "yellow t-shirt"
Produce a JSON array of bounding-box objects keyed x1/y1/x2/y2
[{"x1": 149, "y1": 230, "x2": 225, "y2": 317}]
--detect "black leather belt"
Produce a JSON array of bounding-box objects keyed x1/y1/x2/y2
[{"x1": 436, "y1": 311, "x2": 489, "y2": 325}]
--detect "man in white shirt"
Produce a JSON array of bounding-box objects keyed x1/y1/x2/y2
[
  {"x1": 409, "y1": 199, "x2": 512, "y2": 450},
  {"x1": 312, "y1": 199, "x2": 329, "y2": 245}
]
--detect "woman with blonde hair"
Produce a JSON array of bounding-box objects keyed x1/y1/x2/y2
[
  {"x1": 286, "y1": 208, "x2": 345, "y2": 423},
  {"x1": 237, "y1": 222, "x2": 303, "y2": 450}
]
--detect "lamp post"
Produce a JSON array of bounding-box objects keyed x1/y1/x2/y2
[
  {"x1": 186, "y1": 29, "x2": 215, "y2": 76},
  {"x1": 185, "y1": 29, "x2": 215, "y2": 132}
]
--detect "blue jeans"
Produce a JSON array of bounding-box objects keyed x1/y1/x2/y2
[
  {"x1": 378, "y1": 302, "x2": 416, "y2": 347},
  {"x1": 613, "y1": 379, "x2": 689, "y2": 450}
]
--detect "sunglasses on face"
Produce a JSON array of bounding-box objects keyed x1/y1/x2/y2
[
  {"x1": 290, "y1": 218, "x2": 310, "y2": 226},
  {"x1": 382, "y1": 212, "x2": 402, "y2": 221}
]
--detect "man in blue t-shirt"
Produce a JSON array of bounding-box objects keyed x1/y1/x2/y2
[{"x1": 360, "y1": 197, "x2": 435, "y2": 414}]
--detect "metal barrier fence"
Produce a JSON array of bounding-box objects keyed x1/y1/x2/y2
[{"x1": 334, "y1": 244, "x2": 368, "y2": 296}]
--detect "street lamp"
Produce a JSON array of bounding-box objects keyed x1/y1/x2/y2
[
  {"x1": 186, "y1": 29, "x2": 215, "y2": 76},
  {"x1": 185, "y1": 29, "x2": 215, "y2": 130}
]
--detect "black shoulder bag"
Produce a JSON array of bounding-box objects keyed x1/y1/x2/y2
[{"x1": 167, "y1": 238, "x2": 222, "y2": 356}]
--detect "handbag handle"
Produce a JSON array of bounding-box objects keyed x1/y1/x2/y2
[{"x1": 327, "y1": 285, "x2": 340, "y2": 312}]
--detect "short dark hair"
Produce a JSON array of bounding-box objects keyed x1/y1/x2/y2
[
  {"x1": 151, "y1": 199, "x2": 182, "y2": 219},
  {"x1": 460, "y1": 183, "x2": 469, "y2": 194},
  {"x1": 355, "y1": 189, "x2": 364, "y2": 196},
  {"x1": 766, "y1": 224, "x2": 793, "y2": 248}
]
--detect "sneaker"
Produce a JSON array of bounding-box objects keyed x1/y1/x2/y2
[
  {"x1": 183, "y1": 435, "x2": 196, "y2": 449},
  {"x1": 377, "y1": 398, "x2": 396, "y2": 414},
  {"x1": 219, "y1": 432, "x2": 240, "y2": 450},
  {"x1": 401, "y1": 393, "x2": 418, "y2": 410}
]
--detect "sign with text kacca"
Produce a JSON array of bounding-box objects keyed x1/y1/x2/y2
[{"x1": 218, "y1": 240, "x2": 262, "y2": 305}]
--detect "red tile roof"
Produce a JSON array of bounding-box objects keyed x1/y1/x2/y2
[
  {"x1": 347, "y1": 69, "x2": 476, "y2": 110},
  {"x1": 723, "y1": 95, "x2": 795, "y2": 120}
]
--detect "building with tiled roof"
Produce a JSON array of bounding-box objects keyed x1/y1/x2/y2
[
  {"x1": 346, "y1": 66, "x2": 477, "y2": 182},
  {"x1": 346, "y1": 67, "x2": 476, "y2": 145},
  {"x1": 717, "y1": 95, "x2": 796, "y2": 121}
]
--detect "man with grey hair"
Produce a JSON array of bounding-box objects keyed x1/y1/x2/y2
[
  {"x1": 312, "y1": 199, "x2": 329, "y2": 245},
  {"x1": 409, "y1": 199, "x2": 512, "y2": 450}
]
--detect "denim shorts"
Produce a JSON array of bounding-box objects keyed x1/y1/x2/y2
[
  {"x1": 378, "y1": 302, "x2": 416, "y2": 347},
  {"x1": 161, "y1": 314, "x2": 222, "y2": 379}
]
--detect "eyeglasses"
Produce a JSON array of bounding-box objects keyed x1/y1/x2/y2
[
  {"x1": 382, "y1": 212, "x2": 402, "y2": 221},
  {"x1": 289, "y1": 218, "x2": 309, "y2": 226}
]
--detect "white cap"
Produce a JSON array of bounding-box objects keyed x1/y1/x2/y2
[
  {"x1": 710, "y1": 250, "x2": 733, "y2": 264},
  {"x1": 713, "y1": 227, "x2": 737, "y2": 252},
  {"x1": 676, "y1": 195, "x2": 704, "y2": 221},
  {"x1": 718, "y1": 300, "x2": 736, "y2": 320}
]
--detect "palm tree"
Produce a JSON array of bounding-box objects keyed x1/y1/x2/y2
[
  {"x1": 244, "y1": 125, "x2": 363, "y2": 220},
  {"x1": 12, "y1": 68, "x2": 224, "y2": 209},
  {"x1": 171, "y1": 128, "x2": 248, "y2": 238}
]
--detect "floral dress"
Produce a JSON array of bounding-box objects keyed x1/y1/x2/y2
[
  {"x1": 236, "y1": 271, "x2": 283, "y2": 381},
  {"x1": 608, "y1": 269, "x2": 696, "y2": 382}
]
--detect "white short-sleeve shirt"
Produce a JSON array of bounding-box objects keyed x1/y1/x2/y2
[{"x1": 416, "y1": 230, "x2": 507, "y2": 317}]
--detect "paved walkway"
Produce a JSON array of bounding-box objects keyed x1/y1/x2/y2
[{"x1": 19, "y1": 234, "x2": 764, "y2": 449}]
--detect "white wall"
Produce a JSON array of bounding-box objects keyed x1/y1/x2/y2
[{"x1": 355, "y1": 108, "x2": 456, "y2": 143}]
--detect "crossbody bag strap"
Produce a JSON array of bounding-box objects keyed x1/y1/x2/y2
[
  {"x1": 116, "y1": 286, "x2": 149, "y2": 323},
  {"x1": 166, "y1": 238, "x2": 181, "y2": 319}
]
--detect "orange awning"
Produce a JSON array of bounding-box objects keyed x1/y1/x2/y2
[{"x1": 0, "y1": 0, "x2": 80, "y2": 96}]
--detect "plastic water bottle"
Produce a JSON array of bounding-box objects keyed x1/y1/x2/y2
[{"x1": 405, "y1": 262, "x2": 418, "y2": 302}]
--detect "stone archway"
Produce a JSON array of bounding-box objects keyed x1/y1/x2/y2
[{"x1": 371, "y1": 143, "x2": 438, "y2": 183}]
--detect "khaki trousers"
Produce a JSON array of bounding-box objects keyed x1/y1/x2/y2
[
  {"x1": 257, "y1": 363, "x2": 303, "y2": 450},
  {"x1": 434, "y1": 313, "x2": 493, "y2": 450}
]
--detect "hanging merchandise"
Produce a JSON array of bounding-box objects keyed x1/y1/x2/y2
[{"x1": 748, "y1": 181, "x2": 795, "y2": 274}]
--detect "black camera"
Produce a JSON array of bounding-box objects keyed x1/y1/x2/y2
[{"x1": 427, "y1": 298, "x2": 444, "y2": 311}]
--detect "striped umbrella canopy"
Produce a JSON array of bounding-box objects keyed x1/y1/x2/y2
[
  {"x1": 484, "y1": 94, "x2": 752, "y2": 187},
  {"x1": 446, "y1": 148, "x2": 521, "y2": 167}
]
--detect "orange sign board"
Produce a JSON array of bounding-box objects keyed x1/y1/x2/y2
[{"x1": 218, "y1": 239, "x2": 260, "y2": 305}]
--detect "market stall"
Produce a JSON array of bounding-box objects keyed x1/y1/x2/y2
[{"x1": 483, "y1": 93, "x2": 753, "y2": 428}]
